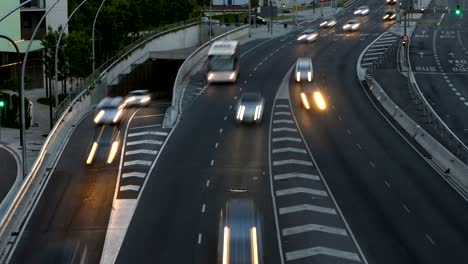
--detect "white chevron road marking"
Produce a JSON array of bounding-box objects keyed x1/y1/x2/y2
[
  {"x1": 279, "y1": 204, "x2": 337, "y2": 215},
  {"x1": 276, "y1": 187, "x2": 327, "y2": 197},
  {"x1": 286, "y1": 246, "x2": 361, "y2": 262}
]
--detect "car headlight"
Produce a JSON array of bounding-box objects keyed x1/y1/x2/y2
[
  {"x1": 229, "y1": 72, "x2": 235, "y2": 80},
  {"x1": 254, "y1": 105, "x2": 262, "y2": 120},
  {"x1": 237, "y1": 105, "x2": 245, "y2": 121},
  {"x1": 352, "y1": 24, "x2": 360, "y2": 29},
  {"x1": 113, "y1": 109, "x2": 123, "y2": 123},
  {"x1": 390, "y1": 14, "x2": 396, "y2": 19},
  {"x1": 328, "y1": 21, "x2": 336, "y2": 26},
  {"x1": 94, "y1": 110, "x2": 105, "y2": 124},
  {"x1": 383, "y1": 14, "x2": 389, "y2": 19},
  {"x1": 208, "y1": 73, "x2": 214, "y2": 80},
  {"x1": 307, "y1": 34, "x2": 317, "y2": 40},
  {"x1": 313, "y1": 91, "x2": 327, "y2": 111},
  {"x1": 300, "y1": 92, "x2": 310, "y2": 109},
  {"x1": 298, "y1": 35, "x2": 306, "y2": 40},
  {"x1": 343, "y1": 24, "x2": 350, "y2": 29},
  {"x1": 320, "y1": 21, "x2": 327, "y2": 27},
  {"x1": 296, "y1": 72, "x2": 301, "y2": 82},
  {"x1": 354, "y1": 10, "x2": 360, "y2": 14},
  {"x1": 307, "y1": 72, "x2": 312, "y2": 82},
  {"x1": 140, "y1": 96, "x2": 151, "y2": 103},
  {"x1": 125, "y1": 96, "x2": 135, "y2": 104}
]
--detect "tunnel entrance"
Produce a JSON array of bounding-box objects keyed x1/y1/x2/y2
[{"x1": 109, "y1": 59, "x2": 184, "y2": 99}]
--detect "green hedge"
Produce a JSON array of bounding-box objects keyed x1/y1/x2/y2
[{"x1": 0, "y1": 92, "x2": 32, "y2": 129}]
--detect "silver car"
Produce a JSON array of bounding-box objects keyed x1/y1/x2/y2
[
  {"x1": 354, "y1": 5, "x2": 370, "y2": 15},
  {"x1": 297, "y1": 29, "x2": 319, "y2": 42},
  {"x1": 93, "y1": 97, "x2": 125, "y2": 126},
  {"x1": 320, "y1": 17, "x2": 337, "y2": 28},
  {"x1": 236, "y1": 92, "x2": 265, "y2": 124},
  {"x1": 124, "y1": 90, "x2": 151, "y2": 107},
  {"x1": 217, "y1": 198, "x2": 263, "y2": 264},
  {"x1": 295, "y1": 57, "x2": 313, "y2": 82},
  {"x1": 342, "y1": 19, "x2": 361, "y2": 31}
]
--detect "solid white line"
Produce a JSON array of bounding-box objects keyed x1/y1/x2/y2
[
  {"x1": 125, "y1": 149, "x2": 158, "y2": 156},
  {"x1": 122, "y1": 172, "x2": 146, "y2": 179},
  {"x1": 273, "y1": 119, "x2": 294, "y2": 124},
  {"x1": 437, "y1": 13, "x2": 445, "y2": 26},
  {"x1": 127, "y1": 140, "x2": 163, "y2": 146},
  {"x1": 274, "y1": 111, "x2": 291, "y2": 115},
  {"x1": 124, "y1": 160, "x2": 152, "y2": 167},
  {"x1": 133, "y1": 114, "x2": 163, "y2": 119},
  {"x1": 286, "y1": 247, "x2": 361, "y2": 262},
  {"x1": 276, "y1": 187, "x2": 327, "y2": 197},
  {"x1": 272, "y1": 147, "x2": 307, "y2": 154},
  {"x1": 283, "y1": 224, "x2": 348, "y2": 236},
  {"x1": 272, "y1": 137, "x2": 301, "y2": 142},
  {"x1": 197, "y1": 233, "x2": 202, "y2": 244},
  {"x1": 273, "y1": 159, "x2": 314, "y2": 166},
  {"x1": 279, "y1": 204, "x2": 337, "y2": 215},
  {"x1": 202, "y1": 204, "x2": 206, "y2": 213},
  {"x1": 128, "y1": 131, "x2": 168, "y2": 137},
  {"x1": 274, "y1": 172, "x2": 320, "y2": 181},
  {"x1": 273, "y1": 127, "x2": 297, "y2": 132},
  {"x1": 129, "y1": 124, "x2": 162, "y2": 130},
  {"x1": 120, "y1": 185, "x2": 140, "y2": 192}
]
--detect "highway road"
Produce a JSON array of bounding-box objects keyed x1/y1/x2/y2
[
  {"x1": 0, "y1": 145, "x2": 18, "y2": 203},
  {"x1": 7, "y1": 0, "x2": 468, "y2": 263},
  {"x1": 409, "y1": 0, "x2": 468, "y2": 145},
  {"x1": 9, "y1": 102, "x2": 169, "y2": 263}
]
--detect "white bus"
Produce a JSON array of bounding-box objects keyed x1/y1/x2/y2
[{"x1": 207, "y1": 40, "x2": 240, "y2": 84}]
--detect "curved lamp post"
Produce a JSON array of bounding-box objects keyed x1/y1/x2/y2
[
  {"x1": 0, "y1": 35, "x2": 23, "y2": 178},
  {"x1": 54, "y1": 0, "x2": 87, "y2": 116},
  {"x1": 20, "y1": 0, "x2": 65, "y2": 175},
  {"x1": 0, "y1": 0, "x2": 33, "y2": 23},
  {"x1": 92, "y1": 0, "x2": 107, "y2": 73}
]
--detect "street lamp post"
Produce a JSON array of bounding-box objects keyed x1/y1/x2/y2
[
  {"x1": 0, "y1": 34, "x2": 23, "y2": 178},
  {"x1": 54, "y1": 0, "x2": 88, "y2": 117},
  {"x1": 92, "y1": 0, "x2": 107, "y2": 73},
  {"x1": 20, "y1": 0, "x2": 65, "y2": 175}
]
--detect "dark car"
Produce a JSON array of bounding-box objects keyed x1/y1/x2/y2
[
  {"x1": 244, "y1": 15, "x2": 268, "y2": 25},
  {"x1": 217, "y1": 198, "x2": 263, "y2": 264}
]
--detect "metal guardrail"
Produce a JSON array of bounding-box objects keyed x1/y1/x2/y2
[
  {"x1": 405, "y1": 44, "x2": 468, "y2": 164},
  {"x1": 55, "y1": 18, "x2": 201, "y2": 118}
]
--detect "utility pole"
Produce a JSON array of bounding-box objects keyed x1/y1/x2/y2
[{"x1": 209, "y1": 0, "x2": 213, "y2": 44}]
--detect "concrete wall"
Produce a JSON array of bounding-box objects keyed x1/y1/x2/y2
[{"x1": 46, "y1": 0, "x2": 68, "y2": 33}]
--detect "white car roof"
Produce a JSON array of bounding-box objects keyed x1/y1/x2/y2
[{"x1": 97, "y1": 97, "x2": 123, "y2": 108}]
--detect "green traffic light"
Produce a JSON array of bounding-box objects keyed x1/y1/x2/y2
[
  {"x1": 0, "y1": 101, "x2": 4, "y2": 108},
  {"x1": 456, "y1": 5, "x2": 461, "y2": 15}
]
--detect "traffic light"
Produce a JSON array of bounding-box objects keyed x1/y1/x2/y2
[
  {"x1": 402, "y1": 35, "x2": 408, "y2": 47},
  {"x1": 455, "y1": 5, "x2": 461, "y2": 16},
  {"x1": 0, "y1": 100, "x2": 5, "y2": 108}
]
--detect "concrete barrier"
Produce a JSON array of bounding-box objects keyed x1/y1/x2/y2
[{"x1": 163, "y1": 25, "x2": 249, "y2": 128}]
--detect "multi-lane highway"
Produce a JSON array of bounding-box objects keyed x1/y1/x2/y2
[
  {"x1": 7, "y1": 0, "x2": 468, "y2": 263},
  {"x1": 409, "y1": 0, "x2": 468, "y2": 144}
]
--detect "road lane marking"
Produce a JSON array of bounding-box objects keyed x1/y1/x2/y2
[
  {"x1": 229, "y1": 105, "x2": 232, "y2": 109},
  {"x1": 362, "y1": 56, "x2": 379, "y2": 61},
  {"x1": 273, "y1": 127, "x2": 297, "y2": 132},
  {"x1": 272, "y1": 147, "x2": 307, "y2": 154},
  {"x1": 124, "y1": 160, "x2": 152, "y2": 167},
  {"x1": 437, "y1": 13, "x2": 445, "y2": 26},
  {"x1": 128, "y1": 131, "x2": 168, "y2": 137},
  {"x1": 365, "y1": 52, "x2": 384, "y2": 56},
  {"x1": 198, "y1": 233, "x2": 202, "y2": 244},
  {"x1": 215, "y1": 142, "x2": 219, "y2": 149},
  {"x1": 125, "y1": 149, "x2": 158, "y2": 156},
  {"x1": 283, "y1": 224, "x2": 348, "y2": 236},
  {"x1": 202, "y1": 204, "x2": 206, "y2": 213},
  {"x1": 272, "y1": 137, "x2": 301, "y2": 142},
  {"x1": 206, "y1": 179, "x2": 210, "y2": 187},
  {"x1": 276, "y1": 187, "x2": 328, "y2": 197},
  {"x1": 127, "y1": 140, "x2": 163, "y2": 146},
  {"x1": 273, "y1": 119, "x2": 294, "y2": 124},
  {"x1": 356, "y1": 143, "x2": 362, "y2": 150},
  {"x1": 210, "y1": 160, "x2": 214, "y2": 166},
  {"x1": 274, "y1": 172, "x2": 320, "y2": 181},
  {"x1": 426, "y1": 234, "x2": 435, "y2": 245},
  {"x1": 338, "y1": 115, "x2": 342, "y2": 120},
  {"x1": 273, "y1": 159, "x2": 314, "y2": 166},
  {"x1": 224, "y1": 116, "x2": 227, "y2": 120},
  {"x1": 122, "y1": 172, "x2": 146, "y2": 179},
  {"x1": 286, "y1": 247, "x2": 361, "y2": 262},
  {"x1": 402, "y1": 203, "x2": 411, "y2": 214},
  {"x1": 120, "y1": 185, "x2": 140, "y2": 192},
  {"x1": 133, "y1": 114, "x2": 163, "y2": 119},
  {"x1": 276, "y1": 104, "x2": 289, "y2": 108},
  {"x1": 346, "y1": 129, "x2": 352, "y2": 135},
  {"x1": 219, "y1": 128, "x2": 223, "y2": 133},
  {"x1": 384, "y1": 180, "x2": 391, "y2": 188},
  {"x1": 129, "y1": 124, "x2": 162, "y2": 130},
  {"x1": 274, "y1": 111, "x2": 291, "y2": 116},
  {"x1": 279, "y1": 204, "x2": 337, "y2": 215}
]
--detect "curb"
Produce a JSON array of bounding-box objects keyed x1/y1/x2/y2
[{"x1": 0, "y1": 144, "x2": 22, "y2": 221}]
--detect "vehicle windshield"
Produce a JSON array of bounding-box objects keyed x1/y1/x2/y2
[
  {"x1": 208, "y1": 55, "x2": 235, "y2": 71},
  {"x1": 241, "y1": 93, "x2": 260, "y2": 103},
  {"x1": 298, "y1": 62, "x2": 311, "y2": 71}
]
